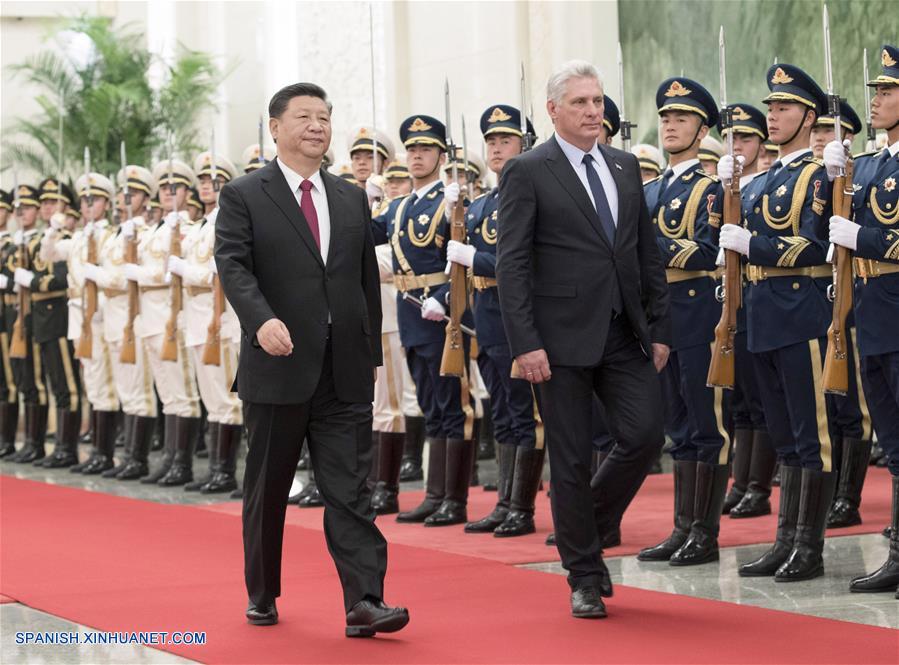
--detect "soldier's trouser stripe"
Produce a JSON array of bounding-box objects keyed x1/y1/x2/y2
[
  {"x1": 852, "y1": 333, "x2": 873, "y2": 440},
  {"x1": 809, "y1": 339, "x2": 833, "y2": 473},
  {"x1": 32, "y1": 342, "x2": 47, "y2": 406},
  {"x1": 1, "y1": 332, "x2": 17, "y2": 402},
  {"x1": 58, "y1": 338, "x2": 80, "y2": 413}
]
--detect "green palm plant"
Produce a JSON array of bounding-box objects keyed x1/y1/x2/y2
[{"x1": 2, "y1": 15, "x2": 222, "y2": 185}]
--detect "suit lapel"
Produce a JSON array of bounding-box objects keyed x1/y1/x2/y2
[
  {"x1": 260, "y1": 158, "x2": 324, "y2": 269},
  {"x1": 545, "y1": 136, "x2": 611, "y2": 249},
  {"x1": 321, "y1": 169, "x2": 344, "y2": 266}
]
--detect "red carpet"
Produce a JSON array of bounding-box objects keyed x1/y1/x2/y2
[
  {"x1": 2, "y1": 475, "x2": 896, "y2": 665},
  {"x1": 204, "y1": 467, "x2": 895, "y2": 566}
]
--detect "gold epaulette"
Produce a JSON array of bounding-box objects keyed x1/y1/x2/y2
[{"x1": 852, "y1": 149, "x2": 880, "y2": 160}]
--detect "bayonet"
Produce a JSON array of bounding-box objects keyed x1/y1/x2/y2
[
  {"x1": 617, "y1": 42, "x2": 636, "y2": 151},
  {"x1": 84, "y1": 146, "x2": 94, "y2": 224},
  {"x1": 369, "y1": 3, "x2": 380, "y2": 176},
  {"x1": 823, "y1": 3, "x2": 843, "y2": 167},
  {"x1": 863, "y1": 48, "x2": 875, "y2": 151},
  {"x1": 168, "y1": 135, "x2": 178, "y2": 216},
  {"x1": 210, "y1": 128, "x2": 220, "y2": 201},
  {"x1": 121, "y1": 141, "x2": 133, "y2": 221},
  {"x1": 57, "y1": 89, "x2": 65, "y2": 212},
  {"x1": 258, "y1": 115, "x2": 266, "y2": 165},
  {"x1": 462, "y1": 114, "x2": 469, "y2": 193},
  {"x1": 444, "y1": 78, "x2": 458, "y2": 183}
]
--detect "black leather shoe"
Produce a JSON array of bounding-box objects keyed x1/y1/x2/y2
[
  {"x1": 423, "y1": 500, "x2": 467, "y2": 526},
  {"x1": 827, "y1": 499, "x2": 862, "y2": 529},
  {"x1": 246, "y1": 599, "x2": 278, "y2": 626},
  {"x1": 345, "y1": 599, "x2": 409, "y2": 637},
  {"x1": 545, "y1": 532, "x2": 556, "y2": 546},
  {"x1": 601, "y1": 527, "x2": 621, "y2": 549},
  {"x1": 466, "y1": 507, "x2": 509, "y2": 533},
  {"x1": 729, "y1": 491, "x2": 772, "y2": 518},
  {"x1": 570, "y1": 587, "x2": 606, "y2": 619},
  {"x1": 297, "y1": 480, "x2": 324, "y2": 507},
  {"x1": 723, "y1": 486, "x2": 745, "y2": 514}
]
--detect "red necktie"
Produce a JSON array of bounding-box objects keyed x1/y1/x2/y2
[{"x1": 299, "y1": 179, "x2": 321, "y2": 249}]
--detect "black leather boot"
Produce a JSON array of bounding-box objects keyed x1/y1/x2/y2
[
  {"x1": 739, "y1": 464, "x2": 801, "y2": 576},
  {"x1": 70, "y1": 409, "x2": 97, "y2": 472},
  {"x1": 397, "y1": 438, "x2": 446, "y2": 522},
  {"x1": 116, "y1": 416, "x2": 155, "y2": 480},
  {"x1": 141, "y1": 414, "x2": 178, "y2": 483},
  {"x1": 730, "y1": 430, "x2": 777, "y2": 518},
  {"x1": 158, "y1": 416, "x2": 201, "y2": 486},
  {"x1": 638, "y1": 460, "x2": 697, "y2": 561},
  {"x1": 827, "y1": 438, "x2": 872, "y2": 529},
  {"x1": 186, "y1": 422, "x2": 219, "y2": 491},
  {"x1": 775, "y1": 468, "x2": 836, "y2": 581},
  {"x1": 850, "y1": 476, "x2": 899, "y2": 592},
  {"x1": 477, "y1": 399, "x2": 495, "y2": 461},
  {"x1": 425, "y1": 438, "x2": 474, "y2": 526},
  {"x1": 723, "y1": 429, "x2": 752, "y2": 513},
  {"x1": 466, "y1": 442, "x2": 516, "y2": 533},
  {"x1": 494, "y1": 445, "x2": 546, "y2": 537},
  {"x1": 151, "y1": 410, "x2": 164, "y2": 451},
  {"x1": 398, "y1": 415, "x2": 425, "y2": 482},
  {"x1": 100, "y1": 413, "x2": 134, "y2": 477},
  {"x1": 14, "y1": 404, "x2": 46, "y2": 464},
  {"x1": 82, "y1": 411, "x2": 118, "y2": 475},
  {"x1": 202, "y1": 424, "x2": 241, "y2": 494},
  {"x1": 0, "y1": 401, "x2": 19, "y2": 457},
  {"x1": 469, "y1": 420, "x2": 481, "y2": 488},
  {"x1": 670, "y1": 463, "x2": 729, "y2": 565},
  {"x1": 44, "y1": 409, "x2": 80, "y2": 468},
  {"x1": 371, "y1": 431, "x2": 404, "y2": 515}
]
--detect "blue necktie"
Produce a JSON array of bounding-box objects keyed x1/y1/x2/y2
[
  {"x1": 582, "y1": 154, "x2": 616, "y2": 246},
  {"x1": 764, "y1": 160, "x2": 783, "y2": 191},
  {"x1": 661, "y1": 168, "x2": 676, "y2": 192}
]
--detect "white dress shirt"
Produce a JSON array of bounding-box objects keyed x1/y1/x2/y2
[
  {"x1": 554, "y1": 133, "x2": 619, "y2": 226},
  {"x1": 667, "y1": 157, "x2": 700, "y2": 181},
  {"x1": 277, "y1": 157, "x2": 331, "y2": 265},
  {"x1": 886, "y1": 139, "x2": 899, "y2": 159}
]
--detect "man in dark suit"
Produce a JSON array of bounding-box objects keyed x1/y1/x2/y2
[
  {"x1": 215, "y1": 82, "x2": 409, "y2": 637},
  {"x1": 497, "y1": 61, "x2": 672, "y2": 619}
]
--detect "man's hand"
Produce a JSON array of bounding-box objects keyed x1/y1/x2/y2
[
  {"x1": 256, "y1": 318, "x2": 293, "y2": 356},
  {"x1": 421, "y1": 297, "x2": 446, "y2": 321},
  {"x1": 823, "y1": 139, "x2": 850, "y2": 182},
  {"x1": 829, "y1": 215, "x2": 860, "y2": 251},
  {"x1": 719, "y1": 224, "x2": 752, "y2": 257},
  {"x1": 0, "y1": 275, "x2": 8, "y2": 290},
  {"x1": 717, "y1": 154, "x2": 744, "y2": 183},
  {"x1": 123, "y1": 264, "x2": 143, "y2": 282},
  {"x1": 652, "y1": 343, "x2": 670, "y2": 373},
  {"x1": 516, "y1": 349, "x2": 551, "y2": 384},
  {"x1": 446, "y1": 240, "x2": 476, "y2": 267},
  {"x1": 444, "y1": 182, "x2": 461, "y2": 207},
  {"x1": 167, "y1": 255, "x2": 187, "y2": 277},
  {"x1": 121, "y1": 219, "x2": 136, "y2": 239},
  {"x1": 14, "y1": 268, "x2": 34, "y2": 289},
  {"x1": 366, "y1": 177, "x2": 385, "y2": 204}
]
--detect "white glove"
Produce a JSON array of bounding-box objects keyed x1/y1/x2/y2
[
  {"x1": 719, "y1": 224, "x2": 752, "y2": 257},
  {"x1": 14, "y1": 268, "x2": 34, "y2": 289},
  {"x1": 717, "y1": 154, "x2": 744, "y2": 182},
  {"x1": 366, "y1": 178, "x2": 384, "y2": 203},
  {"x1": 0, "y1": 275, "x2": 8, "y2": 290},
  {"x1": 444, "y1": 182, "x2": 461, "y2": 207},
  {"x1": 823, "y1": 139, "x2": 851, "y2": 182},
  {"x1": 84, "y1": 221, "x2": 95, "y2": 237},
  {"x1": 121, "y1": 219, "x2": 136, "y2": 239},
  {"x1": 446, "y1": 239, "x2": 476, "y2": 267},
  {"x1": 123, "y1": 264, "x2": 143, "y2": 282},
  {"x1": 13, "y1": 230, "x2": 23, "y2": 245},
  {"x1": 82, "y1": 264, "x2": 102, "y2": 283},
  {"x1": 421, "y1": 297, "x2": 446, "y2": 321},
  {"x1": 829, "y1": 215, "x2": 860, "y2": 251},
  {"x1": 49, "y1": 212, "x2": 67, "y2": 230},
  {"x1": 715, "y1": 248, "x2": 726, "y2": 267},
  {"x1": 164, "y1": 212, "x2": 180, "y2": 229},
  {"x1": 208, "y1": 258, "x2": 218, "y2": 275},
  {"x1": 167, "y1": 256, "x2": 187, "y2": 277}
]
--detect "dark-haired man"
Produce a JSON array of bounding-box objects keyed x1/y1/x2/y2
[{"x1": 216, "y1": 82, "x2": 409, "y2": 636}]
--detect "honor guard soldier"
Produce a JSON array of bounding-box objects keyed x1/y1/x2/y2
[
  {"x1": 241, "y1": 144, "x2": 274, "y2": 175},
  {"x1": 384, "y1": 159, "x2": 413, "y2": 200},
  {"x1": 167, "y1": 151, "x2": 243, "y2": 493},
  {"x1": 0, "y1": 189, "x2": 18, "y2": 458},
  {"x1": 372, "y1": 115, "x2": 475, "y2": 526},
  {"x1": 349, "y1": 126, "x2": 395, "y2": 188},
  {"x1": 699, "y1": 136, "x2": 724, "y2": 175},
  {"x1": 631, "y1": 143, "x2": 665, "y2": 183},
  {"x1": 186, "y1": 187, "x2": 204, "y2": 222},
  {"x1": 148, "y1": 194, "x2": 163, "y2": 225},
  {"x1": 716, "y1": 103, "x2": 778, "y2": 519},
  {"x1": 811, "y1": 99, "x2": 862, "y2": 159},
  {"x1": 758, "y1": 138, "x2": 779, "y2": 172},
  {"x1": 719, "y1": 64, "x2": 835, "y2": 582},
  {"x1": 126, "y1": 160, "x2": 202, "y2": 486},
  {"x1": 24, "y1": 178, "x2": 82, "y2": 468},
  {"x1": 48, "y1": 174, "x2": 120, "y2": 474},
  {"x1": 825, "y1": 44, "x2": 899, "y2": 595},
  {"x1": 600, "y1": 95, "x2": 620, "y2": 145},
  {"x1": 460, "y1": 104, "x2": 543, "y2": 538},
  {"x1": 638, "y1": 78, "x2": 730, "y2": 567},
  {"x1": 7, "y1": 184, "x2": 50, "y2": 463}
]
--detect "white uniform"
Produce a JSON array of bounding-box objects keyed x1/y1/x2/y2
[
  {"x1": 179, "y1": 210, "x2": 241, "y2": 425},
  {"x1": 52, "y1": 223, "x2": 119, "y2": 412},
  {"x1": 131, "y1": 214, "x2": 200, "y2": 419}
]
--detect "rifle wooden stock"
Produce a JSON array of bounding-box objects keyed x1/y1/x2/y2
[
  {"x1": 822, "y1": 161, "x2": 855, "y2": 395},
  {"x1": 75, "y1": 231, "x2": 99, "y2": 360},
  {"x1": 707, "y1": 179, "x2": 742, "y2": 389},
  {"x1": 120, "y1": 234, "x2": 140, "y2": 364},
  {"x1": 439, "y1": 196, "x2": 468, "y2": 377},
  {"x1": 160, "y1": 222, "x2": 182, "y2": 362},
  {"x1": 10, "y1": 239, "x2": 30, "y2": 359},
  {"x1": 202, "y1": 274, "x2": 224, "y2": 366}
]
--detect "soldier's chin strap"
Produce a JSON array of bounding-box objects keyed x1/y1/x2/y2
[{"x1": 777, "y1": 107, "x2": 814, "y2": 149}]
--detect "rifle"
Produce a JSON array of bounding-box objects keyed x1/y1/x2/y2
[
  {"x1": 120, "y1": 141, "x2": 140, "y2": 364},
  {"x1": 439, "y1": 79, "x2": 468, "y2": 378},
  {"x1": 9, "y1": 172, "x2": 29, "y2": 359},
  {"x1": 617, "y1": 42, "x2": 637, "y2": 152},
  {"x1": 75, "y1": 147, "x2": 97, "y2": 360},
  {"x1": 707, "y1": 26, "x2": 741, "y2": 390},
  {"x1": 203, "y1": 129, "x2": 224, "y2": 366},
  {"x1": 520, "y1": 63, "x2": 535, "y2": 152},
  {"x1": 402, "y1": 293, "x2": 476, "y2": 337},
  {"x1": 160, "y1": 146, "x2": 183, "y2": 362},
  {"x1": 821, "y1": 4, "x2": 853, "y2": 395}
]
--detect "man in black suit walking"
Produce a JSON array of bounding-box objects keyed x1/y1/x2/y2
[
  {"x1": 215, "y1": 82, "x2": 409, "y2": 637},
  {"x1": 497, "y1": 61, "x2": 672, "y2": 618}
]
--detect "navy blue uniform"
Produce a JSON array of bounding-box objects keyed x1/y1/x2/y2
[
  {"x1": 645, "y1": 162, "x2": 729, "y2": 464},
  {"x1": 467, "y1": 189, "x2": 536, "y2": 448},
  {"x1": 372, "y1": 184, "x2": 471, "y2": 440}
]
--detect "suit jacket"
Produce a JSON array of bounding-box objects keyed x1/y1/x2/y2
[
  {"x1": 215, "y1": 158, "x2": 382, "y2": 405},
  {"x1": 496, "y1": 135, "x2": 671, "y2": 367}
]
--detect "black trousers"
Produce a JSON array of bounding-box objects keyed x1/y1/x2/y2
[
  {"x1": 242, "y1": 342, "x2": 387, "y2": 613},
  {"x1": 11, "y1": 333, "x2": 47, "y2": 407},
  {"x1": 39, "y1": 337, "x2": 81, "y2": 412},
  {"x1": 537, "y1": 315, "x2": 664, "y2": 589}
]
